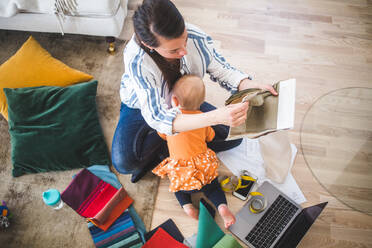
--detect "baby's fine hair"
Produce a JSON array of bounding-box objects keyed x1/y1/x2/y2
[{"x1": 172, "y1": 75, "x2": 205, "y2": 110}]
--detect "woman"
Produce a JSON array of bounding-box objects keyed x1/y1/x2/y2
[{"x1": 112, "y1": 0, "x2": 277, "y2": 182}]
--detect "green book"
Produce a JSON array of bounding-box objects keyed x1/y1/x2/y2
[{"x1": 195, "y1": 202, "x2": 242, "y2": 248}]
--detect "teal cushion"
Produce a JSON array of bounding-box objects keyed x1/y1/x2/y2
[{"x1": 4, "y1": 80, "x2": 110, "y2": 177}]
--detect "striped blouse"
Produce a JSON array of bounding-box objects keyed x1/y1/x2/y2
[{"x1": 120, "y1": 23, "x2": 250, "y2": 135}]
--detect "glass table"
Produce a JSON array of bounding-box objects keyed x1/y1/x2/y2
[{"x1": 301, "y1": 87, "x2": 372, "y2": 215}]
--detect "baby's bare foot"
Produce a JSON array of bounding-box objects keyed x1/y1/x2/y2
[
  {"x1": 183, "y1": 204, "x2": 199, "y2": 220},
  {"x1": 218, "y1": 204, "x2": 236, "y2": 228}
]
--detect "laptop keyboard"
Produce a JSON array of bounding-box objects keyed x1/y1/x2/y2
[{"x1": 245, "y1": 195, "x2": 299, "y2": 248}]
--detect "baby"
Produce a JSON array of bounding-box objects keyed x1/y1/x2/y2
[{"x1": 152, "y1": 74, "x2": 236, "y2": 228}]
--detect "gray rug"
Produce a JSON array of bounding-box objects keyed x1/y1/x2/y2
[{"x1": 0, "y1": 30, "x2": 159, "y2": 247}]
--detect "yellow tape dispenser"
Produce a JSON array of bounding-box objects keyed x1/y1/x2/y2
[{"x1": 248, "y1": 191, "x2": 267, "y2": 214}]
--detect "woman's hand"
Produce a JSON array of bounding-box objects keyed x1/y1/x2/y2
[
  {"x1": 213, "y1": 102, "x2": 249, "y2": 127},
  {"x1": 238, "y1": 78, "x2": 278, "y2": 95}
]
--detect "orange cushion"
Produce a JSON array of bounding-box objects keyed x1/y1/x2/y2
[{"x1": 0, "y1": 36, "x2": 93, "y2": 120}]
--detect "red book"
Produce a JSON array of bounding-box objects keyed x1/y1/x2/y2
[{"x1": 143, "y1": 227, "x2": 188, "y2": 248}]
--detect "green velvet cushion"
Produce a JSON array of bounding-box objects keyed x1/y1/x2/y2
[{"x1": 4, "y1": 80, "x2": 110, "y2": 177}]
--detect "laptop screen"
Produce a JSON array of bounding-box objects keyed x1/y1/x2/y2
[{"x1": 274, "y1": 202, "x2": 328, "y2": 248}]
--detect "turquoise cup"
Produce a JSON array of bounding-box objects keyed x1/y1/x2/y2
[{"x1": 42, "y1": 189, "x2": 63, "y2": 210}]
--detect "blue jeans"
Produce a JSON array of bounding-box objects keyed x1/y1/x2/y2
[{"x1": 111, "y1": 102, "x2": 242, "y2": 178}]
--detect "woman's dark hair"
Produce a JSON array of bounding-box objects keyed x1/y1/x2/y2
[{"x1": 133, "y1": 0, "x2": 185, "y2": 91}]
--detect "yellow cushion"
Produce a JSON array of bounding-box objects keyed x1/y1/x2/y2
[{"x1": 0, "y1": 36, "x2": 93, "y2": 120}]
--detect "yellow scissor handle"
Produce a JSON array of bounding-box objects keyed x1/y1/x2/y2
[{"x1": 235, "y1": 175, "x2": 256, "y2": 191}]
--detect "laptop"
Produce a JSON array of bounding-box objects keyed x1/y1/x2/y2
[{"x1": 229, "y1": 181, "x2": 327, "y2": 248}]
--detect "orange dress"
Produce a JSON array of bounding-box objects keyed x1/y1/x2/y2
[{"x1": 152, "y1": 110, "x2": 219, "y2": 192}]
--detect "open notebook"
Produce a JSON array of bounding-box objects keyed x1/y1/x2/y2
[{"x1": 226, "y1": 79, "x2": 296, "y2": 140}]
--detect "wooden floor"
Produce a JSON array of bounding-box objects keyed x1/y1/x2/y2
[{"x1": 123, "y1": 0, "x2": 372, "y2": 247}]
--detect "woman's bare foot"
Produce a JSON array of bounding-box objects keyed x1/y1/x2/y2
[
  {"x1": 218, "y1": 204, "x2": 236, "y2": 228},
  {"x1": 183, "y1": 204, "x2": 199, "y2": 220}
]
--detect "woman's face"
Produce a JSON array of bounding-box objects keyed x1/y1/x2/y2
[{"x1": 152, "y1": 29, "x2": 188, "y2": 60}]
